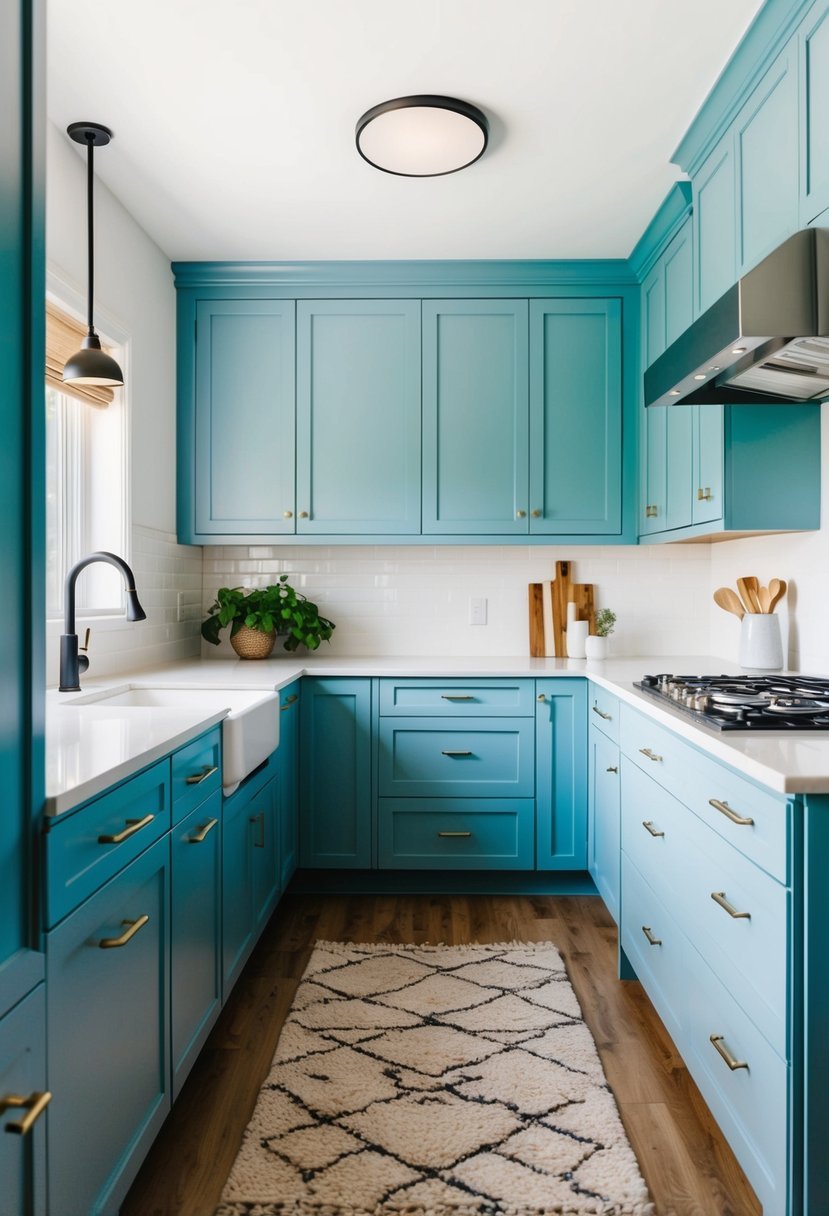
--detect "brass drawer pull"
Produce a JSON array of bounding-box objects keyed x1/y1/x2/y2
[
  {"x1": 1, "y1": 1091, "x2": 52, "y2": 1135},
  {"x1": 639, "y1": 747, "x2": 662, "y2": 762},
  {"x1": 251, "y1": 811, "x2": 266, "y2": 848},
  {"x1": 438, "y1": 831, "x2": 473, "y2": 838},
  {"x1": 441, "y1": 694, "x2": 475, "y2": 701},
  {"x1": 709, "y1": 798, "x2": 754, "y2": 827},
  {"x1": 642, "y1": 820, "x2": 665, "y2": 838},
  {"x1": 185, "y1": 765, "x2": 218, "y2": 786},
  {"x1": 189, "y1": 817, "x2": 219, "y2": 844},
  {"x1": 711, "y1": 891, "x2": 751, "y2": 920},
  {"x1": 441, "y1": 750, "x2": 473, "y2": 757},
  {"x1": 280, "y1": 694, "x2": 299, "y2": 710},
  {"x1": 606, "y1": 765, "x2": 618, "y2": 774},
  {"x1": 592, "y1": 705, "x2": 612, "y2": 720},
  {"x1": 99, "y1": 914, "x2": 150, "y2": 949},
  {"x1": 710, "y1": 1034, "x2": 749, "y2": 1071},
  {"x1": 641, "y1": 925, "x2": 662, "y2": 947},
  {"x1": 98, "y1": 813, "x2": 155, "y2": 845}
]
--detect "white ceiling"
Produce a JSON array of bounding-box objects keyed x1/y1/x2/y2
[{"x1": 46, "y1": 0, "x2": 764, "y2": 262}]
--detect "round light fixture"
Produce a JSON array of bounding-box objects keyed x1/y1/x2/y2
[{"x1": 355, "y1": 95, "x2": 488, "y2": 177}]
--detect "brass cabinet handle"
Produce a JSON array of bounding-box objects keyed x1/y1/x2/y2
[
  {"x1": 99, "y1": 914, "x2": 150, "y2": 949},
  {"x1": 98, "y1": 813, "x2": 155, "y2": 845},
  {"x1": 639, "y1": 747, "x2": 662, "y2": 762},
  {"x1": 185, "y1": 765, "x2": 218, "y2": 786},
  {"x1": 710, "y1": 1034, "x2": 749, "y2": 1071},
  {"x1": 711, "y1": 890, "x2": 751, "y2": 920},
  {"x1": 250, "y1": 811, "x2": 265, "y2": 848},
  {"x1": 697, "y1": 487, "x2": 713, "y2": 501},
  {"x1": 537, "y1": 693, "x2": 546, "y2": 702},
  {"x1": 641, "y1": 925, "x2": 662, "y2": 947},
  {"x1": 283, "y1": 510, "x2": 293, "y2": 518},
  {"x1": 592, "y1": 705, "x2": 612, "y2": 720},
  {"x1": 280, "y1": 693, "x2": 299, "y2": 710},
  {"x1": 441, "y1": 750, "x2": 473, "y2": 757},
  {"x1": 438, "y1": 831, "x2": 473, "y2": 838},
  {"x1": 531, "y1": 508, "x2": 542, "y2": 517},
  {"x1": 709, "y1": 798, "x2": 754, "y2": 827},
  {"x1": 606, "y1": 765, "x2": 618, "y2": 774},
  {"x1": 1, "y1": 1091, "x2": 52, "y2": 1135},
  {"x1": 516, "y1": 509, "x2": 527, "y2": 518},
  {"x1": 189, "y1": 817, "x2": 218, "y2": 844},
  {"x1": 642, "y1": 820, "x2": 665, "y2": 838},
  {"x1": 441, "y1": 694, "x2": 475, "y2": 701},
  {"x1": 645, "y1": 504, "x2": 658, "y2": 518},
  {"x1": 299, "y1": 510, "x2": 309, "y2": 519}
]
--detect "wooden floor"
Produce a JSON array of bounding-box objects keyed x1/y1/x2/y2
[{"x1": 122, "y1": 894, "x2": 761, "y2": 1216}]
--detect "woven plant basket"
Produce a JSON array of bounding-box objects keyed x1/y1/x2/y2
[{"x1": 230, "y1": 625, "x2": 277, "y2": 659}]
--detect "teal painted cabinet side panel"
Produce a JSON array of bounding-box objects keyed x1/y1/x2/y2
[
  {"x1": 296, "y1": 300, "x2": 421, "y2": 533},
  {"x1": 194, "y1": 299, "x2": 296, "y2": 534},
  {"x1": 725, "y1": 404, "x2": 821, "y2": 531},
  {"x1": 588, "y1": 727, "x2": 620, "y2": 923},
  {"x1": 693, "y1": 405, "x2": 725, "y2": 525},
  {"x1": 529, "y1": 298, "x2": 622, "y2": 534},
  {"x1": 300, "y1": 679, "x2": 373, "y2": 868},
  {"x1": 694, "y1": 138, "x2": 737, "y2": 314},
  {"x1": 736, "y1": 46, "x2": 799, "y2": 271},
  {"x1": 800, "y1": 1, "x2": 829, "y2": 222},
  {"x1": 0, "y1": 985, "x2": 47, "y2": 1216},
  {"x1": 279, "y1": 682, "x2": 301, "y2": 891},
  {"x1": 46, "y1": 837, "x2": 170, "y2": 1216},
  {"x1": 422, "y1": 299, "x2": 530, "y2": 534},
  {"x1": 535, "y1": 680, "x2": 588, "y2": 870}
]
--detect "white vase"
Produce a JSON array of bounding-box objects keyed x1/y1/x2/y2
[
  {"x1": 739, "y1": 613, "x2": 783, "y2": 670},
  {"x1": 584, "y1": 634, "x2": 608, "y2": 660},
  {"x1": 566, "y1": 619, "x2": 589, "y2": 659}
]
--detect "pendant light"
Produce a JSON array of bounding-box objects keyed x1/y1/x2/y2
[
  {"x1": 62, "y1": 122, "x2": 124, "y2": 388},
  {"x1": 356, "y1": 96, "x2": 488, "y2": 177}
]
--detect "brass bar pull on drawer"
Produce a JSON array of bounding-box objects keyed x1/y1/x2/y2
[
  {"x1": 186, "y1": 765, "x2": 218, "y2": 786},
  {"x1": 99, "y1": 914, "x2": 150, "y2": 949},
  {"x1": 441, "y1": 694, "x2": 474, "y2": 701},
  {"x1": 641, "y1": 926, "x2": 662, "y2": 946},
  {"x1": 98, "y1": 813, "x2": 155, "y2": 845},
  {"x1": 280, "y1": 694, "x2": 298, "y2": 710},
  {"x1": 592, "y1": 705, "x2": 612, "y2": 720},
  {"x1": 438, "y1": 831, "x2": 473, "y2": 838},
  {"x1": 189, "y1": 817, "x2": 218, "y2": 844},
  {"x1": 441, "y1": 750, "x2": 473, "y2": 757},
  {"x1": 1, "y1": 1091, "x2": 52, "y2": 1135},
  {"x1": 642, "y1": 820, "x2": 665, "y2": 838},
  {"x1": 710, "y1": 1034, "x2": 749, "y2": 1071},
  {"x1": 711, "y1": 891, "x2": 751, "y2": 920},
  {"x1": 709, "y1": 798, "x2": 754, "y2": 826},
  {"x1": 639, "y1": 748, "x2": 662, "y2": 762}
]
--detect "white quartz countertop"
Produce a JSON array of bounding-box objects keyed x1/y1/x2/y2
[{"x1": 44, "y1": 654, "x2": 829, "y2": 814}]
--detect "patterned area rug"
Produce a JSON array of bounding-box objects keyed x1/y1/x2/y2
[{"x1": 217, "y1": 942, "x2": 653, "y2": 1216}]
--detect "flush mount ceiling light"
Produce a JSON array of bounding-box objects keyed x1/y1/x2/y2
[
  {"x1": 355, "y1": 95, "x2": 489, "y2": 177},
  {"x1": 63, "y1": 122, "x2": 124, "y2": 388}
]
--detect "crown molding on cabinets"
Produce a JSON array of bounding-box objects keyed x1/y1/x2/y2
[{"x1": 628, "y1": 182, "x2": 693, "y2": 282}]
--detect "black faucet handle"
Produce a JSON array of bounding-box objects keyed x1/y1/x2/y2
[{"x1": 79, "y1": 627, "x2": 91, "y2": 652}]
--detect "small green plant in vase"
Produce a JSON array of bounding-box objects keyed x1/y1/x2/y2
[
  {"x1": 586, "y1": 608, "x2": 616, "y2": 660},
  {"x1": 201, "y1": 576, "x2": 335, "y2": 658}
]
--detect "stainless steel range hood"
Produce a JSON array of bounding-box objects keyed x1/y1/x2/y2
[{"x1": 644, "y1": 227, "x2": 829, "y2": 407}]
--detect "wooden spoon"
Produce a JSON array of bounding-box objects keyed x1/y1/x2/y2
[
  {"x1": 757, "y1": 585, "x2": 771, "y2": 614},
  {"x1": 713, "y1": 587, "x2": 745, "y2": 620},
  {"x1": 767, "y1": 578, "x2": 787, "y2": 613},
  {"x1": 737, "y1": 576, "x2": 762, "y2": 615}
]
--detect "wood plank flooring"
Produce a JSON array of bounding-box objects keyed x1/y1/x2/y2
[{"x1": 122, "y1": 894, "x2": 761, "y2": 1216}]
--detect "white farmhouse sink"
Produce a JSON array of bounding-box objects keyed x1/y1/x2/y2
[{"x1": 66, "y1": 685, "x2": 280, "y2": 794}]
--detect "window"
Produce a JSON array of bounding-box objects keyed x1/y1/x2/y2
[{"x1": 45, "y1": 302, "x2": 127, "y2": 619}]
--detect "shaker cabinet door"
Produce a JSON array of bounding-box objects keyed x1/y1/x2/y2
[{"x1": 535, "y1": 680, "x2": 588, "y2": 870}]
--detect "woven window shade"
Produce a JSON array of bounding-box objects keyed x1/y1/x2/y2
[{"x1": 45, "y1": 302, "x2": 114, "y2": 407}]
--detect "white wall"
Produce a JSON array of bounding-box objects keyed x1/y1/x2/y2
[{"x1": 45, "y1": 121, "x2": 201, "y2": 682}]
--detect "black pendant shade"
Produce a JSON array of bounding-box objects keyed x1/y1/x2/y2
[{"x1": 63, "y1": 122, "x2": 124, "y2": 389}]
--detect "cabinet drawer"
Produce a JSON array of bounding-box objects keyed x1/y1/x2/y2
[
  {"x1": 378, "y1": 718, "x2": 535, "y2": 797},
  {"x1": 44, "y1": 759, "x2": 170, "y2": 928},
  {"x1": 171, "y1": 727, "x2": 221, "y2": 823},
  {"x1": 588, "y1": 685, "x2": 619, "y2": 743},
  {"x1": 0, "y1": 984, "x2": 47, "y2": 1216},
  {"x1": 378, "y1": 798, "x2": 534, "y2": 869},
  {"x1": 619, "y1": 852, "x2": 686, "y2": 1044},
  {"x1": 683, "y1": 940, "x2": 788, "y2": 1216},
  {"x1": 620, "y1": 706, "x2": 691, "y2": 793},
  {"x1": 379, "y1": 678, "x2": 535, "y2": 717}
]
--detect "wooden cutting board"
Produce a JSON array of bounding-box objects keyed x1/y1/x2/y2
[
  {"x1": 528, "y1": 583, "x2": 545, "y2": 657},
  {"x1": 551, "y1": 561, "x2": 596, "y2": 656}
]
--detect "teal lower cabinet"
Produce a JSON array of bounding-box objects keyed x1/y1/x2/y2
[
  {"x1": 0, "y1": 983, "x2": 47, "y2": 1216},
  {"x1": 535, "y1": 680, "x2": 588, "y2": 869},
  {"x1": 278, "y1": 682, "x2": 301, "y2": 891},
  {"x1": 46, "y1": 835, "x2": 170, "y2": 1216},
  {"x1": 378, "y1": 799, "x2": 535, "y2": 869},
  {"x1": 300, "y1": 678, "x2": 372, "y2": 868},
  {"x1": 587, "y1": 694, "x2": 620, "y2": 922}
]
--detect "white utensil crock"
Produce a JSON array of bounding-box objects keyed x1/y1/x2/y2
[
  {"x1": 739, "y1": 613, "x2": 783, "y2": 670},
  {"x1": 566, "y1": 620, "x2": 589, "y2": 659}
]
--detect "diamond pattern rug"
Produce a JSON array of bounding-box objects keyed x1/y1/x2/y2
[{"x1": 216, "y1": 942, "x2": 653, "y2": 1216}]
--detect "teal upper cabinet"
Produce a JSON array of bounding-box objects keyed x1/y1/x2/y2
[
  {"x1": 191, "y1": 299, "x2": 295, "y2": 537},
  {"x1": 296, "y1": 301, "x2": 421, "y2": 534},
  {"x1": 800, "y1": 1, "x2": 829, "y2": 222},
  {"x1": 694, "y1": 136, "x2": 737, "y2": 313},
  {"x1": 640, "y1": 262, "x2": 667, "y2": 536},
  {"x1": 422, "y1": 299, "x2": 529, "y2": 534},
  {"x1": 529, "y1": 299, "x2": 622, "y2": 535}
]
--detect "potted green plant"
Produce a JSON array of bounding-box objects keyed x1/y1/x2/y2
[
  {"x1": 585, "y1": 608, "x2": 616, "y2": 660},
  {"x1": 201, "y1": 576, "x2": 335, "y2": 658}
]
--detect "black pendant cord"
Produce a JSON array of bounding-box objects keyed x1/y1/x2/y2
[{"x1": 86, "y1": 133, "x2": 95, "y2": 336}]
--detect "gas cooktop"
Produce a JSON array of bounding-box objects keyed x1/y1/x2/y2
[{"x1": 634, "y1": 673, "x2": 829, "y2": 731}]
